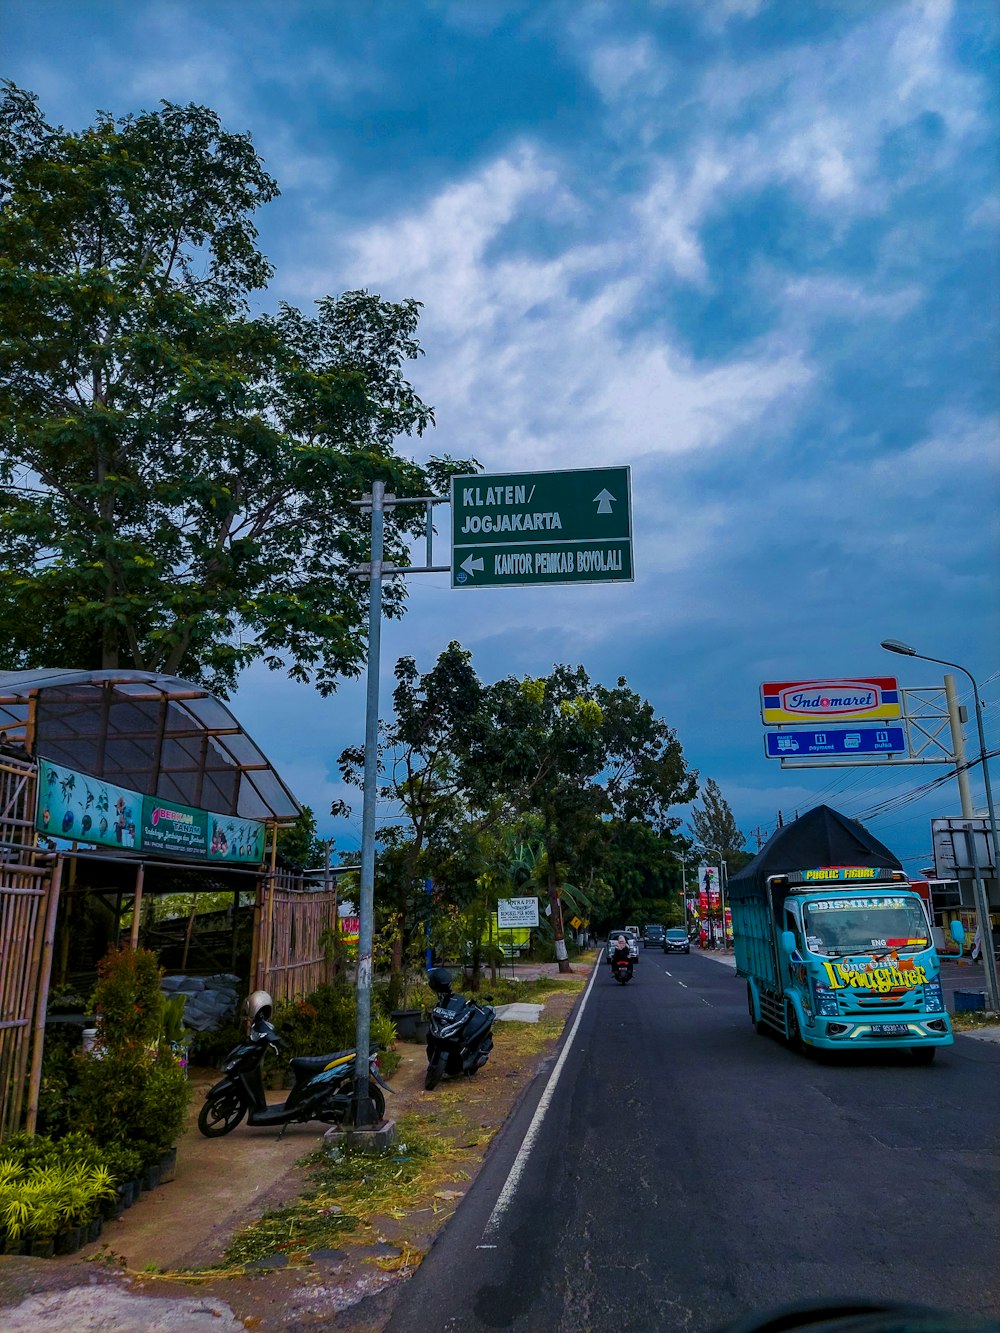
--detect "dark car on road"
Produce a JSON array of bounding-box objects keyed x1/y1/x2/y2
[
  {"x1": 643, "y1": 924, "x2": 665, "y2": 948},
  {"x1": 663, "y1": 927, "x2": 690, "y2": 954}
]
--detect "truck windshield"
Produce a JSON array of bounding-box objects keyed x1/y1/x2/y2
[{"x1": 802, "y1": 895, "x2": 929, "y2": 958}]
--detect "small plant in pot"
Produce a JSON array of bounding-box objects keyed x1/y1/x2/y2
[{"x1": 102, "y1": 1144, "x2": 145, "y2": 1208}]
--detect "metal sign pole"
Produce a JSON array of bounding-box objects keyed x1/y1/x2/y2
[
  {"x1": 352, "y1": 481, "x2": 385, "y2": 1125},
  {"x1": 965, "y1": 827, "x2": 1000, "y2": 1012}
]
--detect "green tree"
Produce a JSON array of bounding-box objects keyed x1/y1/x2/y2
[
  {"x1": 339, "y1": 643, "x2": 487, "y2": 1003},
  {"x1": 595, "y1": 821, "x2": 691, "y2": 926},
  {"x1": 0, "y1": 84, "x2": 473, "y2": 695},
  {"x1": 470, "y1": 666, "x2": 696, "y2": 972},
  {"x1": 689, "y1": 778, "x2": 749, "y2": 869},
  {"x1": 275, "y1": 806, "x2": 324, "y2": 872}
]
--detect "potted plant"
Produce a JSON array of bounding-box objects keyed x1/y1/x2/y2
[
  {"x1": 103, "y1": 1144, "x2": 144, "y2": 1208},
  {"x1": 389, "y1": 939, "x2": 430, "y2": 1041},
  {"x1": 0, "y1": 1169, "x2": 29, "y2": 1255}
]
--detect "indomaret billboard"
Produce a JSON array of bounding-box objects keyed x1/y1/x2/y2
[{"x1": 760, "y1": 677, "x2": 900, "y2": 726}]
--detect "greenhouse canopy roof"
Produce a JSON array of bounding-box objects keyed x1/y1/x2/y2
[{"x1": 0, "y1": 669, "x2": 301, "y2": 823}]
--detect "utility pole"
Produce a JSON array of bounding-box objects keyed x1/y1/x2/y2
[{"x1": 881, "y1": 642, "x2": 1000, "y2": 1013}]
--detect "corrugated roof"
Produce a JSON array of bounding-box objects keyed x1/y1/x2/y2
[{"x1": 0, "y1": 669, "x2": 301, "y2": 823}]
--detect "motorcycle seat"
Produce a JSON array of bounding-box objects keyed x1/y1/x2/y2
[{"x1": 291, "y1": 1049, "x2": 354, "y2": 1077}]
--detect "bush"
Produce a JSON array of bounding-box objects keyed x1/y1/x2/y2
[
  {"x1": 271, "y1": 979, "x2": 399, "y2": 1065},
  {"x1": 0, "y1": 1136, "x2": 118, "y2": 1247},
  {"x1": 189, "y1": 1013, "x2": 245, "y2": 1069},
  {"x1": 66, "y1": 944, "x2": 190, "y2": 1165},
  {"x1": 71, "y1": 1044, "x2": 190, "y2": 1162},
  {"x1": 90, "y1": 945, "x2": 164, "y2": 1048},
  {"x1": 36, "y1": 1028, "x2": 79, "y2": 1139},
  {"x1": 0, "y1": 1159, "x2": 115, "y2": 1243}
]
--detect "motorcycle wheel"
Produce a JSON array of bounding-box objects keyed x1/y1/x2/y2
[
  {"x1": 197, "y1": 1089, "x2": 247, "y2": 1137},
  {"x1": 424, "y1": 1054, "x2": 443, "y2": 1090}
]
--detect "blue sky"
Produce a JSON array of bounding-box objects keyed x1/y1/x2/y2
[{"x1": 3, "y1": 0, "x2": 998, "y2": 873}]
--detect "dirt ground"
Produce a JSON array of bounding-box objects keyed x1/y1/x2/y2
[{"x1": 0, "y1": 959, "x2": 593, "y2": 1332}]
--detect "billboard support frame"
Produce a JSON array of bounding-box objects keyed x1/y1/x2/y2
[{"x1": 776, "y1": 687, "x2": 956, "y2": 768}]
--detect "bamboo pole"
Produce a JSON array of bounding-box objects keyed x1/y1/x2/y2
[
  {"x1": 25, "y1": 856, "x2": 63, "y2": 1135},
  {"x1": 130, "y1": 862, "x2": 145, "y2": 949}
]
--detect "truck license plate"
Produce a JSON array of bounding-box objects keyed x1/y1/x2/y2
[{"x1": 870, "y1": 1023, "x2": 909, "y2": 1036}]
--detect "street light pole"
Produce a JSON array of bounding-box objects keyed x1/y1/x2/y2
[
  {"x1": 665, "y1": 851, "x2": 689, "y2": 934},
  {"x1": 880, "y1": 640, "x2": 999, "y2": 1011}
]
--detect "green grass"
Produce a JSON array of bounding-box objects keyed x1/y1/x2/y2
[
  {"x1": 477, "y1": 974, "x2": 587, "y2": 1005},
  {"x1": 951, "y1": 1008, "x2": 1000, "y2": 1031},
  {"x1": 222, "y1": 1118, "x2": 438, "y2": 1269}
]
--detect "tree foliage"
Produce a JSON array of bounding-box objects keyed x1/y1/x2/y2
[
  {"x1": 0, "y1": 83, "x2": 473, "y2": 695},
  {"x1": 688, "y1": 778, "x2": 748, "y2": 868}
]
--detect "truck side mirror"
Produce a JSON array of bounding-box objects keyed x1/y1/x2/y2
[
  {"x1": 780, "y1": 929, "x2": 796, "y2": 957},
  {"x1": 949, "y1": 920, "x2": 965, "y2": 954}
]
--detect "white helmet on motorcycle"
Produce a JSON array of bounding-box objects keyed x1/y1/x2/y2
[{"x1": 244, "y1": 990, "x2": 273, "y2": 1024}]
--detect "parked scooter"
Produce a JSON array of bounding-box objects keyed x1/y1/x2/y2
[
  {"x1": 424, "y1": 967, "x2": 496, "y2": 1091},
  {"x1": 197, "y1": 990, "x2": 392, "y2": 1137}
]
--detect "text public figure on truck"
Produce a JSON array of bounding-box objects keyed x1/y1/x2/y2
[{"x1": 730, "y1": 806, "x2": 955, "y2": 1063}]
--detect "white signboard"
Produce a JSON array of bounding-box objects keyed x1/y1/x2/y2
[
  {"x1": 931, "y1": 817, "x2": 996, "y2": 879},
  {"x1": 497, "y1": 896, "x2": 540, "y2": 929}
]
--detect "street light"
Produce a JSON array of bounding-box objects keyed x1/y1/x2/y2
[
  {"x1": 880, "y1": 639, "x2": 999, "y2": 1011},
  {"x1": 664, "y1": 850, "x2": 690, "y2": 934}
]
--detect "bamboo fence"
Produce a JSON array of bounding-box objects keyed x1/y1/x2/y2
[
  {"x1": 253, "y1": 869, "x2": 337, "y2": 1005},
  {"x1": 0, "y1": 757, "x2": 59, "y2": 1139}
]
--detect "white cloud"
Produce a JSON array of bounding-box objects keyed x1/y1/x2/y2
[
  {"x1": 586, "y1": 34, "x2": 670, "y2": 104},
  {"x1": 633, "y1": 155, "x2": 732, "y2": 286},
  {"x1": 779, "y1": 274, "x2": 923, "y2": 324}
]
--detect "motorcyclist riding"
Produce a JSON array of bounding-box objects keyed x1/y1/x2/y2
[
  {"x1": 609, "y1": 933, "x2": 634, "y2": 983},
  {"x1": 611, "y1": 934, "x2": 631, "y2": 964}
]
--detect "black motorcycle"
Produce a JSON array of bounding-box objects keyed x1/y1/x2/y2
[
  {"x1": 198, "y1": 1006, "x2": 392, "y2": 1137},
  {"x1": 611, "y1": 955, "x2": 634, "y2": 984},
  {"x1": 424, "y1": 967, "x2": 496, "y2": 1091}
]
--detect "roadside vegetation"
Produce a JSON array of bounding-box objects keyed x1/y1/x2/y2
[{"x1": 950, "y1": 1008, "x2": 1000, "y2": 1032}]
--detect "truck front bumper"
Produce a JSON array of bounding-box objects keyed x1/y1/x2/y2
[{"x1": 805, "y1": 1013, "x2": 954, "y2": 1050}]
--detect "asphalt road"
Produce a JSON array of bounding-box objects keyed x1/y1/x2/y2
[{"x1": 388, "y1": 952, "x2": 1000, "y2": 1333}]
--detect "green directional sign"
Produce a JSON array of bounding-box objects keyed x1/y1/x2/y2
[{"x1": 451, "y1": 466, "x2": 633, "y2": 588}]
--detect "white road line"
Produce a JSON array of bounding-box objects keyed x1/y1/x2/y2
[{"x1": 480, "y1": 957, "x2": 601, "y2": 1241}]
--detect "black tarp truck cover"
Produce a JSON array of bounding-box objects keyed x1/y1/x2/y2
[
  {"x1": 729, "y1": 805, "x2": 906, "y2": 995},
  {"x1": 728, "y1": 804, "x2": 903, "y2": 922}
]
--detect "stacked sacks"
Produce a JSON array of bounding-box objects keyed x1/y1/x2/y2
[{"x1": 159, "y1": 974, "x2": 241, "y2": 1032}]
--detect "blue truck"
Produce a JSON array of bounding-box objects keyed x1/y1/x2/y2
[{"x1": 730, "y1": 805, "x2": 957, "y2": 1062}]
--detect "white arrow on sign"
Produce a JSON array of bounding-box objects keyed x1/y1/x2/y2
[
  {"x1": 593, "y1": 489, "x2": 616, "y2": 514},
  {"x1": 461, "y1": 554, "x2": 485, "y2": 577}
]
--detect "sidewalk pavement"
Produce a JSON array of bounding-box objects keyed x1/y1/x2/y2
[{"x1": 695, "y1": 947, "x2": 737, "y2": 969}]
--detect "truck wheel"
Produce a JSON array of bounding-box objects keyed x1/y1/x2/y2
[
  {"x1": 909, "y1": 1047, "x2": 936, "y2": 1065},
  {"x1": 748, "y1": 983, "x2": 767, "y2": 1035}
]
